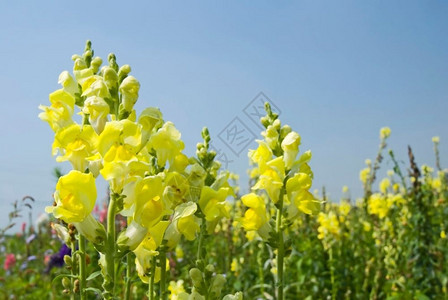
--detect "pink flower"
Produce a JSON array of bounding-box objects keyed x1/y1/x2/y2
[
  {"x1": 4, "y1": 254, "x2": 16, "y2": 271},
  {"x1": 99, "y1": 203, "x2": 107, "y2": 223},
  {"x1": 21, "y1": 222, "x2": 26, "y2": 233}
]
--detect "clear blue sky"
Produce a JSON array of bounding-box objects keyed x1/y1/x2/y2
[{"x1": 0, "y1": 1, "x2": 447, "y2": 228}]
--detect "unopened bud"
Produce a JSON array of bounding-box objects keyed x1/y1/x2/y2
[
  {"x1": 205, "y1": 264, "x2": 215, "y2": 275},
  {"x1": 63, "y1": 255, "x2": 72, "y2": 266},
  {"x1": 73, "y1": 279, "x2": 80, "y2": 293},
  {"x1": 62, "y1": 277, "x2": 71, "y2": 289},
  {"x1": 260, "y1": 116, "x2": 270, "y2": 128},
  {"x1": 189, "y1": 268, "x2": 203, "y2": 288},
  {"x1": 90, "y1": 56, "x2": 103, "y2": 74},
  {"x1": 280, "y1": 125, "x2": 292, "y2": 139},
  {"x1": 118, "y1": 64, "x2": 131, "y2": 82}
]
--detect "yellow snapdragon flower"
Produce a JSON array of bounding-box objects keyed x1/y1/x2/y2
[
  {"x1": 253, "y1": 157, "x2": 285, "y2": 203},
  {"x1": 281, "y1": 131, "x2": 301, "y2": 169},
  {"x1": 240, "y1": 193, "x2": 268, "y2": 231},
  {"x1": 380, "y1": 127, "x2": 391, "y2": 139},
  {"x1": 147, "y1": 122, "x2": 185, "y2": 168},
  {"x1": 317, "y1": 211, "x2": 340, "y2": 240},
  {"x1": 52, "y1": 124, "x2": 98, "y2": 172},
  {"x1": 38, "y1": 89, "x2": 75, "y2": 132},
  {"x1": 46, "y1": 170, "x2": 97, "y2": 223},
  {"x1": 368, "y1": 193, "x2": 390, "y2": 219},
  {"x1": 198, "y1": 186, "x2": 230, "y2": 223}
]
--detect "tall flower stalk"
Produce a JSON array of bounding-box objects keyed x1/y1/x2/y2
[{"x1": 240, "y1": 103, "x2": 321, "y2": 299}]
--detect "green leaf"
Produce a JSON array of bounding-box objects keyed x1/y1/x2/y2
[
  {"x1": 86, "y1": 270, "x2": 102, "y2": 281},
  {"x1": 85, "y1": 287, "x2": 103, "y2": 295}
]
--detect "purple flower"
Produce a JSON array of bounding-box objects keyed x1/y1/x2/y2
[
  {"x1": 44, "y1": 244, "x2": 72, "y2": 274},
  {"x1": 26, "y1": 234, "x2": 36, "y2": 244}
]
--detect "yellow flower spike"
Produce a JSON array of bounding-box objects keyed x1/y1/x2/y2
[
  {"x1": 380, "y1": 127, "x2": 391, "y2": 140},
  {"x1": 368, "y1": 193, "x2": 389, "y2": 219},
  {"x1": 317, "y1": 211, "x2": 340, "y2": 240},
  {"x1": 148, "y1": 122, "x2": 185, "y2": 168},
  {"x1": 379, "y1": 178, "x2": 390, "y2": 194},
  {"x1": 339, "y1": 200, "x2": 351, "y2": 217},
  {"x1": 39, "y1": 89, "x2": 75, "y2": 132},
  {"x1": 198, "y1": 186, "x2": 230, "y2": 222},
  {"x1": 360, "y1": 168, "x2": 371, "y2": 184},
  {"x1": 240, "y1": 193, "x2": 268, "y2": 231},
  {"x1": 46, "y1": 170, "x2": 97, "y2": 223},
  {"x1": 119, "y1": 75, "x2": 140, "y2": 112},
  {"x1": 281, "y1": 131, "x2": 301, "y2": 169},
  {"x1": 52, "y1": 124, "x2": 98, "y2": 172},
  {"x1": 82, "y1": 96, "x2": 110, "y2": 134}
]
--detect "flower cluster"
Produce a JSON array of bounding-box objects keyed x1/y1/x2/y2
[{"x1": 39, "y1": 41, "x2": 236, "y2": 299}]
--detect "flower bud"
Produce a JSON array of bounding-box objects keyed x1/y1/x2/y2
[
  {"x1": 118, "y1": 64, "x2": 131, "y2": 82},
  {"x1": 51, "y1": 223, "x2": 71, "y2": 245},
  {"x1": 90, "y1": 57, "x2": 103, "y2": 74},
  {"x1": 102, "y1": 66, "x2": 118, "y2": 90},
  {"x1": 62, "y1": 277, "x2": 71, "y2": 289},
  {"x1": 73, "y1": 279, "x2": 80, "y2": 293},
  {"x1": 189, "y1": 268, "x2": 203, "y2": 288},
  {"x1": 280, "y1": 125, "x2": 292, "y2": 139},
  {"x1": 73, "y1": 214, "x2": 106, "y2": 244},
  {"x1": 119, "y1": 76, "x2": 140, "y2": 112},
  {"x1": 210, "y1": 274, "x2": 226, "y2": 297},
  {"x1": 380, "y1": 127, "x2": 391, "y2": 140},
  {"x1": 117, "y1": 220, "x2": 148, "y2": 251},
  {"x1": 260, "y1": 116, "x2": 270, "y2": 128},
  {"x1": 63, "y1": 255, "x2": 72, "y2": 266}
]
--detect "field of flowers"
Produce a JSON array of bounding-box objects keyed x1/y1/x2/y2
[{"x1": 0, "y1": 42, "x2": 446, "y2": 300}]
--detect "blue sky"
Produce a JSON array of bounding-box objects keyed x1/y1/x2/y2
[{"x1": 0, "y1": 1, "x2": 447, "y2": 228}]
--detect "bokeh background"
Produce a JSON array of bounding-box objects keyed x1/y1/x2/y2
[{"x1": 0, "y1": 1, "x2": 447, "y2": 228}]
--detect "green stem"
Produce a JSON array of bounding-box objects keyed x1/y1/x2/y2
[
  {"x1": 257, "y1": 242, "x2": 265, "y2": 296},
  {"x1": 197, "y1": 214, "x2": 207, "y2": 262},
  {"x1": 103, "y1": 193, "x2": 117, "y2": 299},
  {"x1": 78, "y1": 235, "x2": 87, "y2": 300},
  {"x1": 149, "y1": 256, "x2": 156, "y2": 300},
  {"x1": 276, "y1": 186, "x2": 286, "y2": 300},
  {"x1": 159, "y1": 249, "x2": 167, "y2": 300},
  {"x1": 70, "y1": 241, "x2": 76, "y2": 300},
  {"x1": 124, "y1": 252, "x2": 132, "y2": 300},
  {"x1": 329, "y1": 246, "x2": 336, "y2": 300}
]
